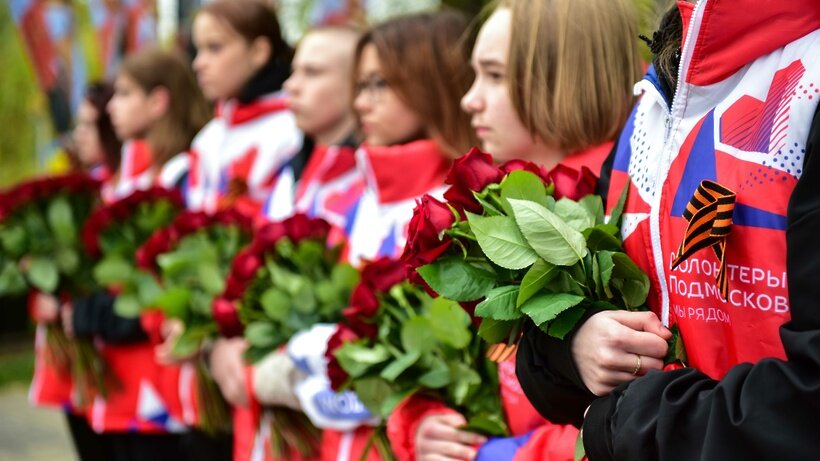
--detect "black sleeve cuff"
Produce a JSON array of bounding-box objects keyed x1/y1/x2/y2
[{"x1": 582, "y1": 393, "x2": 618, "y2": 461}]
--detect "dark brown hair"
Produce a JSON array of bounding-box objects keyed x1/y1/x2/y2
[
  {"x1": 85, "y1": 81, "x2": 121, "y2": 172},
  {"x1": 119, "y1": 48, "x2": 211, "y2": 167},
  {"x1": 199, "y1": 0, "x2": 293, "y2": 66},
  {"x1": 355, "y1": 10, "x2": 477, "y2": 157}
]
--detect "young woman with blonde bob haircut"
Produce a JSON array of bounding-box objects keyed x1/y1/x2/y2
[{"x1": 391, "y1": 1, "x2": 643, "y2": 460}]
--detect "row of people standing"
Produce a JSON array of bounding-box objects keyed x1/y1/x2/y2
[{"x1": 27, "y1": 0, "x2": 820, "y2": 460}]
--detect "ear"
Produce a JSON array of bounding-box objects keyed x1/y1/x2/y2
[
  {"x1": 147, "y1": 86, "x2": 171, "y2": 121},
  {"x1": 249, "y1": 37, "x2": 273, "y2": 70}
]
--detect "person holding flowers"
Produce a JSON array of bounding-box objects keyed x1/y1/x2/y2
[
  {"x1": 389, "y1": 0, "x2": 644, "y2": 460},
  {"x1": 205, "y1": 25, "x2": 364, "y2": 461},
  {"x1": 26, "y1": 81, "x2": 122, "y2": 461},
  {"x1": 515, "y1": 1, "x2": 820, "y2": 460},
  {"x1": 280, "y1": 10, "x2": 478, "y2": 461},
  {"x1": 64, "y1": 47, "x2": 210, "y2": 460},
  {"x1": 186, "y1": 0, "x2": 302, "y2": 216}
]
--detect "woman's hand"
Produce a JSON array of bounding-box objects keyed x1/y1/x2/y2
[
  {"x1": 209, "y1": 337, "x2": 249, "y2": 407},
  {"x1": 416, "y1": 413, "x2": 487, "y2": 461},
  {"x1": 571, "y1": 310, "x2": 672, "y2": 396},
  {"x1": 32, "y1": 292, "x2": 60, "y2": 323},
  {"x1": 155, "y1": 318, "x2": 190, "y2": 365}
]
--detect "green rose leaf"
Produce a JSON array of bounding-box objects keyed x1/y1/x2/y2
[
  {"x1": 462, "y1": 414, "x2": 509, "y2": 438},
  {"x1": 401, "y1": 316, "x2": 436, "y2": 354},
  {"x1": 584, "y1": 225, "x2": 623, "y2": 252},
  {"x1": 336, "y1": 342, "x2": 390, "y2": 378},
  {"x1": 46, "y1": 196, "x2": 76, "y2": 246},
  {"x1": 244, "y1": 321, "x2": 277, "y2": 349},
  {"x1": 135, "y1": 271, "x2": 162, "y2": 306},
  {"x1": 259, "y1": 287, "x2": 291, "y2": 322},
  {"x1": 380, "y1": 350, "x2": 421, "y2": 382},
  {"x1": 477, "y1": 318, "x2": 517, "y2": 344},
  {"x1": 597, "y1": 251, "x2": 615, "y2": 298},
  {"x1": 611, "y1": 253, "x2": 650, "y2": 308},
  {"x1": 474, "y1": 286, "x2": 521, "y2": 320},
  {"x1": 55, "y1": 247, "x2": 80, "y2": 274},
  {"x1": 500, "y1": 170, "x2": 549, "y2": 213},
  {"x1": 351, "y1": 376, "x2": 395, "y2": 418},
  {"x1": 466, "y1": 212, "x2": 537, "y2": 270},
  {"x1": 553, "y1": 198, "x2": 596, "y2": 232},
  {"x1": 94, "y1": 256, "x2": 133, "y2": 287},
  {"x1": 26, "y1": 256, "x2": 59, "y2": 293},
  {"x1": 607, "y1": 185, "x2": 630, "y2": 229},
  {"x1": 508, "y1": 199, "x2": 588, "y2": 266},
  {"x1": 418, "y1": 358, "x2": 451, "y2": 388},
  {"x1": 579, "y1": 195, "x2": 605, "y2": 225},
  {"x1": 517, "y1": 259, "x2": 558, "y2": 307},
  {"x1": 417, "y1": 256, "x2": 496, "y2": 302},
  {"x1": 153, "y1": 286, "x2": 191, "y2": 319},
  {"x1": 519, "y1": 292, "x2": 585, "y2": 327},
  {"x1": 114, "y1": 294, "x2": 142, "y2": 318},
  {"x1": 546, "y1": 305, "x2": 586, "y2": 339},
  {"x1": 0, "y1": 225, "x2": 27, "y2": 256},
  {"x1": 0, "y1": 260, "x2": 27, "y2": 296},
  {"x1": 429, "y1": 297, "x2": 472, "y2": 349},
  {"x1": 197, "y1": 264, "x2": 225, "y2": 295}
]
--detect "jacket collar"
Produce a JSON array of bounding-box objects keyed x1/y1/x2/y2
[
  {"x1": 682, "y1": 0, "x2": 820, "y2": 86},
  {"x1": 357, "y1": 139, "x2": 450, "y2": 204},
  {"x1": 215, "y1": 91, "x2": 290, "y2": 127}
]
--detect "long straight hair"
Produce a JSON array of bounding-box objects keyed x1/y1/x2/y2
[
  {"x1": 118, "y1": 48, "x2": 211, "y2": 167},
  {"x1": 354, "y1": 11, "x2": 478, "y2": 157}
]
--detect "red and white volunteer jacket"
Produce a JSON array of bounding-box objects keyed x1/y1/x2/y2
[
  {"x1": 604, "y1": 2, "x2": 820, "y2": 380},
  {"x1": 187, "y1": 93, "x2": 301, "y2": 215},
  {"x1": 92, "y1": 141, "x2": 194, "y2": 433},
  {"x1": 238, "y1": 142, "x2": 362, "y2": 461}
]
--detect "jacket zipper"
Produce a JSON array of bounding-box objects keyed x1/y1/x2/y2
[{"x1": 649, "y1": 0, "x2": 706, "y2": 326}]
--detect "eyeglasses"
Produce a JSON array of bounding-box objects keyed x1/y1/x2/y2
[{"x1": 354, "y1": 76, "x2": 389, "y2": 102}]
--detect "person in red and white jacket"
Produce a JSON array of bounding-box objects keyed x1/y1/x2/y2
[
  {"x1": 28, "y1": 81, "x2": 122, "y2": 461},
  {"x1": 202, "y1": 25, "x2": 363, "y2": 461},
  {"x1": 186, "y1": 0, "x2": 301, "y2": 217},
  {"x1": 63, "y1": 47, "x2": 211, "y2": 460},
  {"x1": 517, "y1": 1, "x2": 820, "y2": 459},
  {"x1": 388, "y1": 1, "x2": 644, "y2": 460},
  {"x1": 282, "y1": 11, "x2": 479, "y2": 461}
]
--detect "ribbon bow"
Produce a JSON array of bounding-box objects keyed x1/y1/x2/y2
[{"x1": 670, "y1": 180, "x2": 736, "y2": 298}]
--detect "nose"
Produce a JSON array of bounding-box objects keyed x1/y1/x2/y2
[
  {"x1": 353, "y1": 89, "x2": 371, "y2": 115},
  {"x1": 461, "y1": 81, "x2": 483, "y2": 114},
  {"x1": 283, "y1": 74, "x2": 298, "y2": 95},
  {"x1": 192, "y1": 53, "x2": 205, "y2": 73}
]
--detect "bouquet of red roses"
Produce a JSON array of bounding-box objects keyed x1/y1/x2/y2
[
  {"x1": 82, "y1": 187, "x2": 185, "y2": 316},
  {"x1": 0, "y1": 173, "x2": 106, "y2": 406},
  {"x1": 401, "y1": 148, "x2": 675, "y2": 362},
  {"x1": 328, "y1": 257, "x2": 510, "y2": 460},
  {"x1": 214, "y1": 213, "x2": 358, "y2": 459},
  {"x1": 0, "y1": 173, "x2": 101, "y2": 295},
  {"x1": 134, "y1": 208, "x2": 254, "y2": 435}
]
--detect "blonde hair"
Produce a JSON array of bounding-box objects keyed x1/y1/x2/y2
[
  {"x1": 119, "y1": 48, "x2": 211, "y2": 167},
  {"x1": 502, "y1": 0, "x2": 642, "y2": 152}
]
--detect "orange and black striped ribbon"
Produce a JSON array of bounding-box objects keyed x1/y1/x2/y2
[{"x1": 670, "y1": 180, "x2": 736, "y2": 299}]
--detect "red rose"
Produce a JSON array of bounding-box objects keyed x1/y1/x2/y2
[
  {"x1": 443, "y1": 147, "x2": 504, "y2": 215},
  {"x1": 402, "y1": 195, "x2": 455, "y2": 272},
  {"x1": 135, "y1": 229, "x2": 173, "y2": 270},
  {"x1": 342, "y1": 283, "x2": 381, "y2": 338},
  {"x1": 215, "y1": 209, "x2": 254, "y2": 232},
  {"x1": 231, "y1": 247, "x2": 263, "y2": 281},
  {"x1": 500, "y1": 159, "x2": 549, "y2": 181},
  {"x1": 254, "y1": 222, "x2": 288, "y2": 252},
  {"x1": 284, "y1": 214, "x2": 331, "y2": 243},
  {"x1": 360, "y1": 257, "x2": 407, "y2": 293},
  {"x1": 326, "y1": 324, "x2": 360, "y2": 390},
  {"x1": 545, "y1": 164, "x2": 598, "y2": 201},
  {"x1": 223, "y1": 275, "x2": 248, "y2": 299},
  {"x1": 173, "y1": 211, "x2": 211, "y2": 236},
  {"x1": 212, "y1": 297, "x2": 244, "y2": 337},
  {"x1": 663, "y1": 362, "x2": 685, "y2": 371}
]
